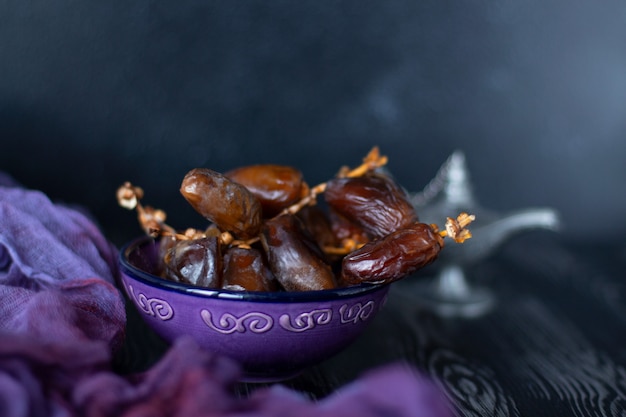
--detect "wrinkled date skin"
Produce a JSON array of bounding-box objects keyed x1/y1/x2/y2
[
  {"x1": 163, "y1": 237, "x2": 222, "y2": 288},
  {"x1": 341, "y1": 222, "x2": 444, "y2": 285},
  {"x1": 225, "y1": 164, "x2": 308, "y2": 218},
  {"x1": 324, "y1": 173, "x2": 418, "y2": 239},
  {"x1": 261, "y1": 214, "x2": 336, "y2": 291},
  {"x1": 180, "y1": 168, "x2": 263, "y2": 239},
  {"x1": 222, "y1": 246, "x2": 278, "y2": 292}
]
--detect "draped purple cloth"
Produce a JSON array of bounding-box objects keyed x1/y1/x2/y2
[{"x1": 0, "y1": 174, "x2": 450, "y2": 417}]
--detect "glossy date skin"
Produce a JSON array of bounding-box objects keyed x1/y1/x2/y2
[
  {"x1": 324, "y1": 173, "x2": 418, "y2": 239},
  {"x1": 341, "y1": 222, "x2": 444, "y2": 285},
  {"x1": 296, "y1": 205, "x2": 339, "y2": 250},
  {"x1": 261, "y1": 214, "x2": 336, "y2": 291},
  {"x1": 222, "y1": 246, "x2": 278, "y2": 292},
  {"x1": 163, "y1": 236, "x2": 222, "y2": 288},
  {"x1": 327, "y1": 209, "x2": 371, "y2": 247},
  {"x1": 119, "y1": 147, "x2": 472, "y2": 292},
  {"x1": 225, "y1": 164, "x2": 308, "y2": 218},
  {"x1": 180, "y1": 168, "x2": 263, "y2": 239}
]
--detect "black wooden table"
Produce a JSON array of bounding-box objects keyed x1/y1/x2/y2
[{"x1": 118, "y1": 232, "x2": 626, "y2": 416}]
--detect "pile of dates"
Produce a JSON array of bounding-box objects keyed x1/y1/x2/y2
[{"x1": 117, "y1": 147, "x2": 473, "y2": 292}]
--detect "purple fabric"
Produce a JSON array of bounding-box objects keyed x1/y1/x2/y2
[{"x1": 0, "y1": 177, "x2": 451, "y2": 417}]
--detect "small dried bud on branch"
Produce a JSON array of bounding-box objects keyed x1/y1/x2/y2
[
  {"x1": 116, "y1": 182, "x2": 144, "y2": 210},
  {"x1": 439, "y1": 212, "x2": 476, "y2": 243}
]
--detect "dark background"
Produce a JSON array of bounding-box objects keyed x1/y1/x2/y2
[{"x1": 1, "y1": 1, "x2": 625, "y2": 247}]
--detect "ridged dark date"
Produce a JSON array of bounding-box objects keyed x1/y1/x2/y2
[
  {"x1": 180, "y1": 168, "x2": 262, "y2": 239},
  {"x1": 225, "y1": 164, "x2": 308, "y2": 217},
  {"x1": 261, "y1": 214, "x2": 336, "y2": 291},
  {"x1": 324, "y1": 173, "x2": 418, "y2": 239},
  {"x1": 163, "y1": 237, "x2": 222, "y2": 288},
  {"x1": 341, "y1": 222, "x2": 444, "y2": 285}
]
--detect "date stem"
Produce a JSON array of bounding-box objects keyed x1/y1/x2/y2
[
  {"x1": 323, "y1": 239, "x2": 365, "y2": 256},
  {"x1": 337, "y1": 146, "x2": 389, "y2": 178},
  {"x1": 280, "y1": 147, "x2": 388, "y2": 218},
  {"x1": 117, "y1": 182, "x2": 178, "y2": 238},
  {"x1": 280, "y1": 183, "x2": 327, "y2": 216},
  {"x1": 437, "y1": 212, "x2": 475, "y2": 243}
]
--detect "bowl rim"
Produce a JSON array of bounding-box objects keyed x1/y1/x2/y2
[{"x1": 119, "y1": 236, "x2": 389, "y2": 302}]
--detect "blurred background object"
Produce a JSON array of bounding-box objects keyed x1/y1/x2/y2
[
  {"x1": 410, "y1": 150, "x2": 561, "y2": 317},
  {"x1": 1, "y1": 0, "x2": 625, "y2": 246}
]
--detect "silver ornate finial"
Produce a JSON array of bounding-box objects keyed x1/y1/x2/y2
[
  {"x1": 411, "y1": 150, "x2": 477, "y2": 210},
  {"x1": 409, "y1": 150, "x2": 561, "y2": 317}
]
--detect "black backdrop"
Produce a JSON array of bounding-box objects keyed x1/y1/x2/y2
[{"x1": 1, "y1": 1, "x2": 625, "y2": 246}]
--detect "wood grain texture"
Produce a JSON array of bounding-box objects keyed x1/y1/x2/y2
[{"x1": 308, "y1": 234, "x2": 626, "y2": 416}]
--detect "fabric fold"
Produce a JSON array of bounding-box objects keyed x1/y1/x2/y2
[{"x1": 0, "y1": 183, "x2": 126, "y2": 349}]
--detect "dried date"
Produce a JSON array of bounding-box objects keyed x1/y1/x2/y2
[
  {"x1": 324, "y1": 173, "x2": 417, "y2": 239},
  {"x1": 163, "y1": 236, "x2": 222, "y2": 288},
  {"x1": 222, "y1": 246, "x2": 278, "y2": 292},
  {"x1": 296, "y1": 205, "x2": 339, "y2": 250},
  {"x1": 180, "y1": 168, "x2": 263, "y2": 239},
  {"x1": 260, "y1": 214, "x2": 336, "y2": 291},
  {"x1": 225, "y1": 164, "x2": 309, "y2": 218},
  {"x1": 341, "y1": 222, "x2": 444, "y2": 285},
  {"x1": 327, "y1": 209, "x2": 370, "y2": 247}
]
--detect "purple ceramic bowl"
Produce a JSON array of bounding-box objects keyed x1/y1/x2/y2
[{"x1": 119, "y1": 236, "x2": 390, "y2": 381}]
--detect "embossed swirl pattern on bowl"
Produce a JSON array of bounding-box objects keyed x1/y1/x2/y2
[{"x1": 119, "y1": 237, "x2": 390, "y2": 381}]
